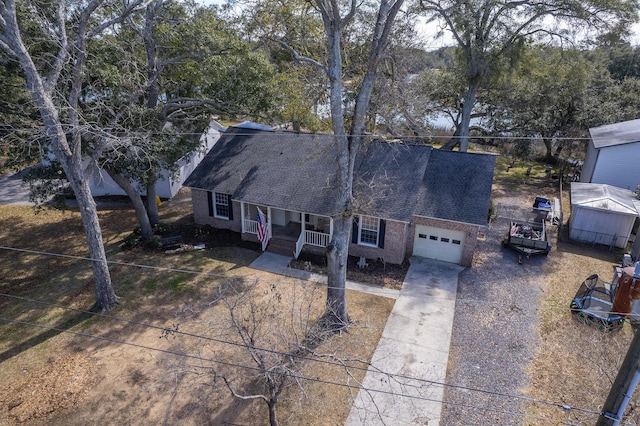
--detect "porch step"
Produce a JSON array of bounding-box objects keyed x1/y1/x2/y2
[{"x1": 266, "y1": 238, "x2": 296, "y2": 258}]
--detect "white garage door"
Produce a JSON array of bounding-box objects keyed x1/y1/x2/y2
[{"x1": 413, "y1": 226, "x2": 465, "y2": 264}]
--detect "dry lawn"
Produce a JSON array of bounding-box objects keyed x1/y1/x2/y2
[
  {"x1": 0, "y1": 194, "x2": 394, "y2": 425},
  {"x1": 491, "y1": 155, "x2": 638, "y2": 424},
  {"x1": 4, "y1": 156, "x2": 638, "y2": 425},
  {"x1": 526, "y1": 223, "x2": 636, "y2": 424}
]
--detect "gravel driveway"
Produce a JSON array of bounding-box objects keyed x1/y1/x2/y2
[{"x1": 440, "y1": 190, "x2": 557, "y2": 425}]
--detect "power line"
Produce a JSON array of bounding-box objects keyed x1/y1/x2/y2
[
  {"x1": 0, "y1": 245, "x2": 400, "y2": 298},
  {"x1": 0, "y1": 291, "x2": 603, "y2": 419},
  {"x1": 0, "y1": 127, "x2": 596, "y2": 141},
  {"x1": 0, "y1": 244, "x2": 618, "y2": 315},
  {"x1": 0, "y1": 314, "x2": 602, "y2": 425},
  {"x1": 0, "y1": 246, "x2": 626, "y2": 419}
]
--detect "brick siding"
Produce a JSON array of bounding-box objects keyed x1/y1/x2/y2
[
  {"x1": 348, "y1": 219, "x2": 408, "y2": 265},
  {"x1": 191, "y1": 189, "x2": 241, "y2": 232},
  {"x1": 191, "y1": 189, "x2": 478, "y2": 267}
]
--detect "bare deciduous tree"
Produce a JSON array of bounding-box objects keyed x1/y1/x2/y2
[
  {"x1": 214, "y1": 279, "x2": 326, "y2": 426},
  {"x1": 311, "y1": 0, "x2": 406, "y2": 330}
]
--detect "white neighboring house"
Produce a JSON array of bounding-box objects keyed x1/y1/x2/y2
[
  {"x1": 86, "y1": 120, "x2": 224, "y2": 199},
  {"x1": 581, "y1": 118, "x2": 640, "y2": 191}
]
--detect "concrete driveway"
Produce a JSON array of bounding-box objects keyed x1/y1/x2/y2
[
  {"x1": 248, "y1": 253, "x2": 464, "y2": 425},
  {"x1": 0, "y1": 169, "x2": 33, "y2": 205},
  {"x1": 345, "y1": 257, "x2": 464, "y2": 426}
]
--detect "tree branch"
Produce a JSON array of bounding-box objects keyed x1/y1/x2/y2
[
  {"x1": 269, "y1": 38, "x2": 328, "y2": 72},
  {"x1": 87, "y1": 0, "x2": 154, "y2": 39},
  {"x1": 43, "y1": 0, "x2": 69, "y2": 96},
  {"x1": 223, "y1": 377, "x2": 269, "y2": 403}
]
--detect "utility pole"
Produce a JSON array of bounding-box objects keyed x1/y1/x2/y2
[{"x1": 597, "y1": 329, "x2": 640, "y2": 426}]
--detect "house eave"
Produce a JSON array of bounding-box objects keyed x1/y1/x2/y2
[{"x1": 411, "y1": 214, "x2": 482, "y2": 227}]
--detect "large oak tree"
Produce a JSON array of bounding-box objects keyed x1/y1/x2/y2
[
  {"x1": 0, "y1": 0, "x2": 156, "y2": 310},
  {"x1": 419, "y1": 0, "x2": 638, "y2": 152}
]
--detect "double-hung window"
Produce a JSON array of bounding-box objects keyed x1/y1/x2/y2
[
  {"x1": 359, "y1": 216, "x2": 380, "y2": 246},
  {"x1": 208, "y1": 192, "x2": 232, "y2": 220},
  {"x1": 214, "y1": 193, "x2": 230, "y2": 219}
]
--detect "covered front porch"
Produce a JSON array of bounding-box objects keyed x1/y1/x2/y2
[{"x1": 240, "y1": 203, "x2": 332, "y2": 258}]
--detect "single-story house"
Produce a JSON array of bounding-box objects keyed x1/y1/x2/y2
[
  {"x1": 580, "y1": 118, "x2": 640, "y2": 191},
  {"x1": 86, "y1": 120, "x2": 224, "y2": 199},
  {"x1": 183, "y1": 125, "x2": 496, "y2": 267},
  {"x1": 570, "y1": 182, "x2": 640, "y2": 249}
]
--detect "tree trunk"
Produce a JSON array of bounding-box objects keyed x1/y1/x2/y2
[
  {"x1": 441, "y1": 126, "x2": 461, "y2": 150},
  {"x1": 267, "y1": 400, "x2": 279, "y2": 426},
  {"x1": 146, "y1": 179, "x2": 160, "y2": 226},
  {"x1": 324, "y1": 215, "x2": 351, "y2": 329},
  {"x1": 457, "y1": 80, "x2": 479, "y2": 152},
  {"x1": 106, "y1": 169, "x2": 153, "y2": 239},
  {"x1": 316, "y1": 0, "x2": 404, "y2": 330},
  {"x1": 321, "y1": 7, "x2": 352, "y2": 329},
  {"x1": 1, "y1": 3, "x2": 118, "y2": 311},
  {"x1": 66, "y1": 160, "x2": 119, "y2": 311},
  {"x1": 543, "y1": 138, "x2": 553, "y2": 163}
]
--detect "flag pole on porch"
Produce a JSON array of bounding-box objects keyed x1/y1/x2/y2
[{"x1": 256, "y1": 207, "x2": 270, "y2": 250}]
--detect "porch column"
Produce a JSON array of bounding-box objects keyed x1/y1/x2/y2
[
  {"x1": 240, "y1": 202, "x2": 245, "y2": 233},
  {"x1": 267, "y1": 206, "x2": 272, "y2": 239},
  {"x1": 329, "y1": 217, "x2": 333, "y2": 239}
]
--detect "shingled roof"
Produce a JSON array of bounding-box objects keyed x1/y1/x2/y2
[
  {"x1": 183, "y1": 126, "x2": 496, "y2": 226},
  {"x1": 589, "y1": 118, "x2": 640, "y2": 149}
]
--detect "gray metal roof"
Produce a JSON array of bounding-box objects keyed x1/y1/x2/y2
[
  {"x1": 184, "y1": 128, "x2": 496, "y2": 225},
  {"x1": 571, "y1": 182, "x2": 640, "y2": 216},
  {"x1": 589, "y1": 118, "x2": 640, "y2": 149}
]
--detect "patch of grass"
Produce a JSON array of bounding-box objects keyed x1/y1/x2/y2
[
  {"x1": 493, "y1": 155, "x2": 556, "y2": 187},
  {"x1": 163, "y1": 273, "x2": 192, "y2": 292},
  {"x1": 143, "y1": 279, "x2": 158, "y2": 293}
]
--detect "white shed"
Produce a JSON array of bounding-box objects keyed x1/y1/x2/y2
[{"x1": 570, "y1": 182, "x2": 640, "y2": 248}]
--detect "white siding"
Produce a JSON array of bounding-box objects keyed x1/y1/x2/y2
[
  {"x1": 87, "y1": 122, "x2": 221, "y2": 199},
  {"x1": 569, "y1": 206, "x2": 635, "y2": 248},
  {"x1": 271, "y1": 209, "x2": 286, "y2": 226},
  {"x1": 88, "y1": 168, "x2": 175, "y2": 198},
  {"x1": 591, "y1": 144, "x2": 640, "y2": 190}
]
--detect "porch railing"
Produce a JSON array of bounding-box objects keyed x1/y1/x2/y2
[
  {"x1": 305, "y1": 230, "x2": 331, "y2": 247},
  {"x1": 294, "y1": 230, "x2": 331, "y2": 259},
  {"x1": 244, "y1": 219, "x2": 258, "y2": 234}
]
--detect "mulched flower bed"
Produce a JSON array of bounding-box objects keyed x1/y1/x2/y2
[{"x1": 289, "y1": 252, "x2": 408, "y2": 290}]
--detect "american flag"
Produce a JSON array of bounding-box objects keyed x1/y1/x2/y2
[{"x1": 256, "y1": 207, "x2": 269, "y2": 245}]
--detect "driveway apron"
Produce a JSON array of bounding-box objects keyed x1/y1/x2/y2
[{"x1": 345, "y1": 257, "x2": 464, "y2": 426}]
